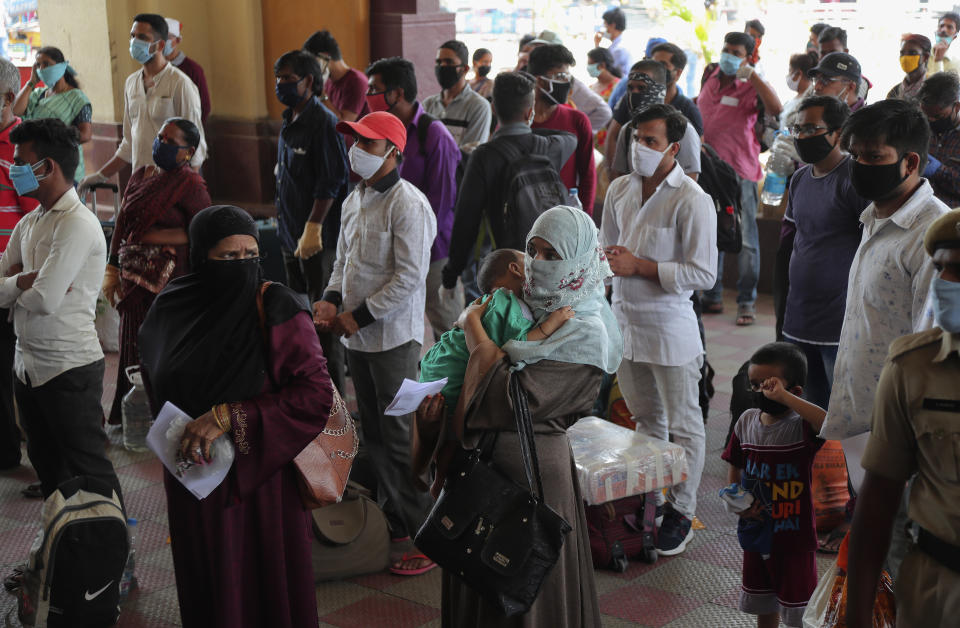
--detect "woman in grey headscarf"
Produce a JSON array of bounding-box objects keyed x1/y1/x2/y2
[{"x1": 422, "y1": 206, "x2": 623, "y2": 628}]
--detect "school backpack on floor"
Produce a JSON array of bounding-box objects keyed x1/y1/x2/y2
[
  {"x1": 18, "y1": 476, "x2": 128, "y2": 627},
  {"x1": 310, "y1": 482, "x2": 390, "y2": 582},
  {"x1": 699, "y1": 142, "x2": 743, "y2": 254},
  {"x1": 585, "y1": 493, "x2": 658, "y2": 572}
]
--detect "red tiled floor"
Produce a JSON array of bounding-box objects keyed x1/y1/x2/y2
[
  {"x1": 321, "y1": 594, "x2": 440, "y2": 628},
  {"x1": 712, "y1": 586, "x2": 743, "y2": 610},
  {"x1": 599, "y1": 582, "x2": 705, "y2": 626},
  {"x1": 348, "y1": 570, "x2": 403, "y2": 591}
]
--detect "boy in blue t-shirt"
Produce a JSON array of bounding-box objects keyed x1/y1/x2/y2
[{"x1": 722, "y1": 342, "x2": 826, "y2": 628}]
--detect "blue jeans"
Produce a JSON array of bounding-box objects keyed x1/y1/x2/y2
[
  {"x1": 785, "y1": 339, "x2": 838, "y2": 409},
  {"x1": 704, "y1": 177, "x2": 760, "y2": 307}
]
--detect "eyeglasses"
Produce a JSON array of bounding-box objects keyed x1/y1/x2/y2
[
  {"x1": 789, "y1": 124, "x2": 832, "y2": 137},
  {"x1": 813, "y1": 76, "x2": 843, "y2": 87}
]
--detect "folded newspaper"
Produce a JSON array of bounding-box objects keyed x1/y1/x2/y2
[{"x1": 568, "y1": 416, "x2": 688, "y2": 505}]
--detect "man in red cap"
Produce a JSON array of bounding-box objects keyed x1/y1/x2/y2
[{"x1": 313, "y1": 111, "x2": 438, "y2": 577}]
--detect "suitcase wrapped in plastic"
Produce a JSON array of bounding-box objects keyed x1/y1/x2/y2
[{"x1": 568, "y1": 416, "x2": 688, "y2": 506}]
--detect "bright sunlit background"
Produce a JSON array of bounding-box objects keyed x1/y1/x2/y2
[{"x1": 441, "y1": 0, "x2": 960, "y2": 109}]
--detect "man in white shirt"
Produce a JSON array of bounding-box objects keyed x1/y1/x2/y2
[
  {"x1": 80, "y1": 13, "x2": 205, "y2": 192},
  {"x1": 601, "y1": 104, "x2": 717, "y2": 557},
  {"x1": 422, "y1": 40, "x2": 491, "y2": 148},
  {"x1": 312, "y1": 111, "x2": 436, "y2": 575},
  {"x1": 0, "y1": 118, "x2": 120, "y2": 502}
]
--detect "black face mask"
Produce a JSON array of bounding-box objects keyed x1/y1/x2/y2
[
  {"x1": 540, "y1": 79, "x2": 571, "y2": 105},
  {"x1": 750, "y1": 391, "x2": 792, "y2": 416},
  {"x1": 201, "y1": 257, "x2": 262, "y2": 292},
  {"x1": 435, "y1": 65, "x2": 462, "y2": 90},
  {"x1": 930, "y1": 112, "x2": 957, "y2": 135},
  {"x1": 850, "y1": 157, "x2": 909, "y2": 201},
  {"x1": 477, "y1": 65, "x2": 492, "y2": 77},
  {"x1": 794, "y1": 133, "x2": 836, "y2": 164}
]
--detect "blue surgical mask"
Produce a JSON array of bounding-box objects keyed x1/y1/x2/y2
[
  {"x1": 933, "y1": 276, "x2": 960, "y2": 333},
  {"x1": 936, "y1": 35, "x2": 954, "y2": 46},
  {"x1": 719, "y1": 52, "x2": 742, "y2": 76},
  {"x1": 586, "y1": 63, "x2": 601, "y2": 78},
  {"x1": 152, "y1": 137, "x2": 190, "y2": 171},
  {"x1": 129, "y1": 38, "x2": 156, "y2": 65},
  {"x1": 37, "y1": 62, "x2": 68, "y2": 87},
  {"x1": 164, "y1": 39, "x2": 175, "y2": 57},
  {"x1": 8, "y1": 160, "x2": 47, "y2": 196}
]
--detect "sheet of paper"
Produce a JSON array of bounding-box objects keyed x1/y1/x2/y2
[
  {"x1": 146, "y1": 401, "x2": 234, "y2": 500},
  {"x1": 384, "y1": 378, "x2": 448, "y2": 416}
]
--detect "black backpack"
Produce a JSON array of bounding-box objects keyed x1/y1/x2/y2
[
  {"x1": 698, "y1": 142, "x2": 743, "y2": 253},
  {"x1": 19, "y1": 476, "x2": 128, "y2": 627},
  {"x1": 484, "y1": 137, "x2": 569, "y2": 251}
]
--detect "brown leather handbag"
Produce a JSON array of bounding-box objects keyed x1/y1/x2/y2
[{"x1": 256, "y1": 282, "x2": 358, "y2": 509}]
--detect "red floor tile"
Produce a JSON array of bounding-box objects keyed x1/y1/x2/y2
[
  {"x1": 321, "y1": 594, "x2": 440, "y2": 628},
  {"x1": 599, "y1": 582, "x2": 704, "y2": 626}
]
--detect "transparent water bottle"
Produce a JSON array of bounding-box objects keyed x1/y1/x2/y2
[
  {"x1": 761, "y1": 131, "x2": 792, "y2": 205},
  {"x1": 119, "y1": 518, "x2": 138, "y2": 602},
  {"x1": 122, "y1": 366, "x2": 151, "y2": 452},
  {"x1": 567, "y1": 187, "x2": 583, "y2": 211}
]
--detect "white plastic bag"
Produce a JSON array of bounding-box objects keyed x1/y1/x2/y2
[{"x1": 94, "y1": 294, "x2": 120, "y2": 353}]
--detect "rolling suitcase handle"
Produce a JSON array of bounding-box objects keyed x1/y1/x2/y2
[{"x1": 85, "y1": 182, "x2": 120, "y2": 221}]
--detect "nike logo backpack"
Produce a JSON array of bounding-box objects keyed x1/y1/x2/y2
[{"x1": 18, "y1": 476, "x2": 128, "y2": 627}]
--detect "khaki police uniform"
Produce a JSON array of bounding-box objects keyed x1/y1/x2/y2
[{"x1": 862, "y1": 328, "x2": 960, "y2": 627}]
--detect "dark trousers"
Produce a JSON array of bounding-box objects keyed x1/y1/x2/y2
[
  {"x1": 346, "y1": 341, "x2": 432, "y2": 538},
  {"x1": 0, "y1": 309, "x2": 19, "y2": 468},
  {"x1": 281, "y1": 247, "x2": 346, "y2": 393},
  {"x1": 17, "y1": 359, "x2": 123, "y2": 504}
]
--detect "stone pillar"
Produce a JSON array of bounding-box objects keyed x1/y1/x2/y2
[{"x1": 370, "y1": 0, "x2": 456, "y2": 99}]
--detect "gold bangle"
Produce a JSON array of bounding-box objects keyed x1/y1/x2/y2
[{"x1": 212, "y1": 404, "x2": 231, "y2": 433}]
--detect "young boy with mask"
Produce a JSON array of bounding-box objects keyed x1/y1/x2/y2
[
  {"x1": 780, "y1": 96, "x2": 869, "y2": 408},
  {"x1": 722, "y1": 342, "x2": 825, "y2": 628}
]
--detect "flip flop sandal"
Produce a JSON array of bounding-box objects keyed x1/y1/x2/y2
[
  {"x1": 389, "y1": 552, "x2": 437, "y2": 577},
  {"x1": 736, "y1": 305, "x2": 756, "y2": 326}
]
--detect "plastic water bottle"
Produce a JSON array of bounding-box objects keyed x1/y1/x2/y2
[
  {"x1": 761, "y1": 131, "x2": 792, "y2": 205},
  {"x1": 567, "y1": 188, "x2": 583, "y2": 211},
  {"x1": 119, "y1": 518, "x2": 138, "y2": 602},
  {"x1": 122, "y1": 366, "x2": 152, "y2": 452}
]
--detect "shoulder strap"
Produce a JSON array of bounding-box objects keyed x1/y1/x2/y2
[
  {"x1": 254, "y1": 281, "x2": 273, "y2": 334},
  {"x1": 508, "y1": 375, "x2": 546, "y2": 502},
  {"x1": 486, "y1": 135, "x2": 525, "y2": 167}
]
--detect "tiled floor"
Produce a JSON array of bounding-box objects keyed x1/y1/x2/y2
[{"x1": 0, "y1": 292, "x2": 835, "y2": 627}]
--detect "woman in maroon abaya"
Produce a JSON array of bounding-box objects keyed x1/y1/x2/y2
[
  {"x1": 103, "y1": 117, "x2": 211, "y2": 424},
  {"x1": 138, "y1": 205, "x2": 333, "y2": 628}
]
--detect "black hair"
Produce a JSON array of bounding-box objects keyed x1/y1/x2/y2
[
  {"x1": 132, "y1": 13, "x2": 168, "y2": 41},
  {"x1": 650, "y1": 42, "x2": 688, "y2": 72},
  {"x1": 273, "y1": 50, "x2": 325, "y2": 95},
  {"x1": 811, "y1": 23, "x2": 830, "y2": 37},
  {"x1": 797, "y1": 95, "x2": 850, "y2": 131},
  {"x1": 744, "y1": 19, "x2": 765, "y2": 37},
  {"x1": 941, "y1": 12, "x2": 960, "y2": 28},
  {"x1": 439, "y1": 40, "x2": 469, "y2": 67},
  {"x1": 629, "y1": 59, "x2": 668, "y2": 86},
  {"x1": 819, "y1": 26, "x2": 847, "y2": 47},
  {"x1": 302, "y1": 30, "x2": 341, "y2": 61},
  {"x1": 492, "y1": 71, "x2": 535, "y2": 123},
  {"x1": 9, "y1": 117, "x2": 79, "y2": 180},
  {"x1": 477, "y1": 249, "x2": 523, "y2": 295},
  {"x1": 724, "y1": 31, "x2": 755, "y2": 56},
  {"x1": 749, "y1": 342, "x2": 807, "y2": 389},
  {"x1": 631, "y1": 103, "x2": 686, "y2": 144},
  {"x1": 36, "y1": 46, "x2": 79, "y2": 89},
  {"x1": 527, "y1": 44, "x2": 576, "y2": 77},
  {"x1": 587, "y1": 47, "x2": 622, "y2": 78},
  {"x1": 920, "y1": 71, "x2": 960, "y2": 109},
  {"x1": 473, "y1": 47, "x2": 491, "y2": 63},
  {"x1": 518, "y1": 34, "x2": 536, "y2": 51},
  {"x1": 841, "y1": 99, "x2": 931, "y2": 172},
  {"x1": 366, "y1": 56, "x2": 418, "y2": 102},
  {"x1": 163, "y1": 117, "x2": 202, "y2": 150},
  {"x1": 789, "y1": 51, "x2": 818, "y2": 76},
  {"x1": 602, "y1": 8, "x2": 626, "y2": 32}
]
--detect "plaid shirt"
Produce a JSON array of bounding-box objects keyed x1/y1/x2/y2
[{"x1": 930, "y1": 125, "x2": 960, "y2": 208}]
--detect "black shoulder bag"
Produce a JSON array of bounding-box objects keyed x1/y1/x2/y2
[{"x1": 414, "y1": 376, "x2": 572, "y2": 617}]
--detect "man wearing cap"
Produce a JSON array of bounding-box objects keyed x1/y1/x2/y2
[
  {"x1": 888, "y1": 34, "x2": 931, "y2": 101},
  {"x1": 313, "y1": 111, "x2": 437, "y2": 577},
  {"x1": 809, "y1": 51, "x2": 864, "y2": 112},
  {"x1": 164, "y1": 17, "x2": 210, "y2": 124},
  {"x1": 847, "y1": 209, "x2": 960, "y2": 628}
]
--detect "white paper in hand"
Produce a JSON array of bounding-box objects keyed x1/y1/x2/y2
[
  {"x1": 384, "y1": 378, "x2": 448, "y2": 416},
  {"x1": 146, "y1": 401, "x2": 235, "y2": 499}
]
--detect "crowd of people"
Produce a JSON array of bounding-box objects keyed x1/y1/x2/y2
[{"x1": 0, "y1": 6, "x2": 957, "y2": 628}]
